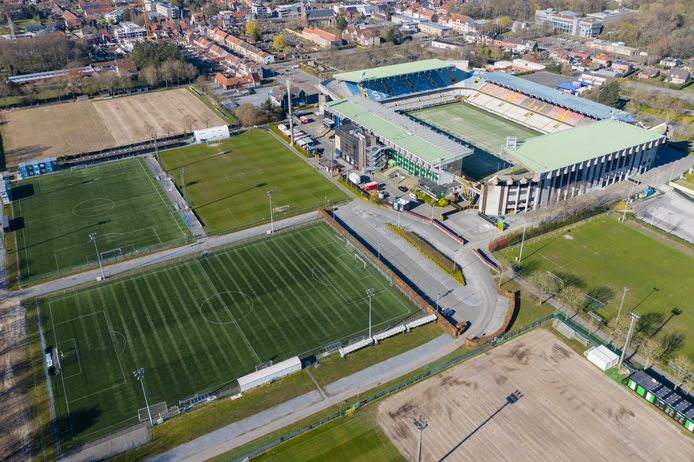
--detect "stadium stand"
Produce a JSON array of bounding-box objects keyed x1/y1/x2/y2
[
  {"x1": 373, "y1": 325, "x2": 407, "y2": 343},
  {"x1": 405, "y1": 314, "x2": 438, "y2": 330},
  {"x1": 339, "y1": 338, "x2": 374, "y2": 357}
]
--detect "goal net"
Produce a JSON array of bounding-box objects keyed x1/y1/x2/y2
[{"x1": 138, "y1": 402, "x2": 168, "y2": 422}]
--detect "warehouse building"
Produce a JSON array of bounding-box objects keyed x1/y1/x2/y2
[{"x1": 479, "y1": 120, "x2": 666, "y2": 215}]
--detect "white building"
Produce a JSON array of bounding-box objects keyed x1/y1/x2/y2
[
  {"x1": 113, "y1": 22, "x2": 146, "y2": 44},
  {"x1": 535, "y1": 8, "x2": 603, "y2": 38},
  {"x1": 194, "y1": 125, "x2": 230, "y2": 144},
  {"x1": 156, "y1": 2, "x2": 180, "y2": 19}
]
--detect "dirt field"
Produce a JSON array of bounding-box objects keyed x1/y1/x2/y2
[
  {"x1": 377, "y1": 329, "x2": 694, "y2": 462},
  {"x1": 1, "y1": 88, "x2": 224, "y2": 166}
]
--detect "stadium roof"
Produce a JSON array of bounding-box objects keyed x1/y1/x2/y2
[
  {"x1": 484, "y1": 72, "x2": 632, "y2": 121},
  {"x1": 333, "y1": 59, "x2": 452, "y2": 83},
  {"x1": 326, "y1": 98, "x2": 471, "y2": 165},
  {"x1": 511, "y1": 120, "x2": 664, "y2": 173}
]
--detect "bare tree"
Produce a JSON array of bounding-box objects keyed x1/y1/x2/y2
[
  {"x1": 558, "y1": 285, "x2": 585, "y2": 315},
  {"x1": 183, "y1": 114, "x2": 194, "y2": 134},
  {"x1": 531, "y1": 272, "x2": 562, "y2": 304},
  {"x1": 670, "y1": 356, "x2": 694, "y2": 390},
  {"x1": 639, "y1": 337, "x2": 666, "y2": 369}
]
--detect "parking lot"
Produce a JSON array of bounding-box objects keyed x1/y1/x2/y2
[{"x1": 631, "y1": 187, "x2": 694, "y2": 243}]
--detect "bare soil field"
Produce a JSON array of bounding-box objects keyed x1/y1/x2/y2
[
  {"x1": 377, "y1": 329, "x2": 694, "y2": 462},
  {"x1": 1, "y1": 88, "x2": 224, "y2": 166}
]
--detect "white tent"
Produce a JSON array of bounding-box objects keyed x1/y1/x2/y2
[
  {"x1": 193, "y1": 125, "x2": 230, "y2": 144},
  {"x1": 585, "y1": 345, "x2": 619, "y2": 371}
]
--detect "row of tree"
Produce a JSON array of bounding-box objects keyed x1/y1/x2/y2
[{"x1": 525, "y1": 270, "x2": 693, "y2": 390}]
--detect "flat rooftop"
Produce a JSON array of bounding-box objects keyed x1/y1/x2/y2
[
  {"x1": 333, "y1": 59, "x2": 452, "y2": 83},
  {"x1": 326, "y1": 98, "x2": 472, "y2": 165},
  {"x1": 510, "y1": 119, "x2": 664, "y2": 173}
]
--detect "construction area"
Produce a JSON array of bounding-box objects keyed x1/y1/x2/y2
[{"x1": 377, "y1": 329, "x2": 694, "y2": 461}]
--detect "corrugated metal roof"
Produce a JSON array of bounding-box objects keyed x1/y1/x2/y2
[
  {"x1": 334, "y1": 59, "x2": 453, "y2": 83},
  {"x1": 484, "y1": 71, "x2": 631, "y2": 121},
  {"x1": 510, "y1": 119, "x2": 664, "y2": 173}
]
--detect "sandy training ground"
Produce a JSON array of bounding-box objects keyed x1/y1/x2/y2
[
  {"x1": 2, "y1": 88, "x2": 224, "y2": 166},
  {"x1": 377, "y1": 329, "x2": 694, "y2": 461}
]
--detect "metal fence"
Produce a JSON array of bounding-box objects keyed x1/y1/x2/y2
[{"x1": 230, "y1": 313, "x2": 556, "y2": 462}]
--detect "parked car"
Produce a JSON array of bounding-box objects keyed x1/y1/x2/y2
[{"x1": 398, "y1": 186, "x2": 408, "y2": 192}]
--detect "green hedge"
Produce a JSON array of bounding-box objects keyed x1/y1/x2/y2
[{"x1": 386, "y1": 223, "x2": 465, "y2": 285}]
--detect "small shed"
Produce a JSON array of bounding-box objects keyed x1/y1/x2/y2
[
  {"x1": 585, "y1": 345, "x2": 619, "y2": 371},
  {"x1": 237, "y1": 356, "x2": 302, "y2": 392},
  {"x1": 193, "y1": 125, "x2": 230, "y2": 144}
]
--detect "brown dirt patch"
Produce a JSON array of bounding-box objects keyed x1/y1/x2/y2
[{"x1": 377, "y1": 329, "x2": 694, "y2": 461}]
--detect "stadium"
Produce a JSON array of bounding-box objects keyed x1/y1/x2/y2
[{"x1": 318, "y1": 59, "x2": 668, "y2": 215}]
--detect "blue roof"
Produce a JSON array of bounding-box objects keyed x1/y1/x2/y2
[{"x1": 483, "y1": 72, "x2": 631, "y2": 121}]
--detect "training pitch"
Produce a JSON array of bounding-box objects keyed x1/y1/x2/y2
[
  {"x1": 499, "y1": 216, "x2": 694, "y2": 359},
  {"x1": 42, "y1": 222, "x2": 420, "y2": 445},
  {"x1": 10, "y1": 158, "x2": 190, "y2": 283},
  {"x1": 2, "y1": 88, "x2": 224, "y2": 166},
  {"x1": 409, "y1": 101, "x2": 539, "y2": 180},
  {"x1": 160, "y1": 129, "x2": 348, "y2": 234},
  {"x1": 377, "y1": 329, "x2": 694, "y2": 461}
]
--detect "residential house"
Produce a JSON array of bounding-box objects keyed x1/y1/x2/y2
[
  {"x1": 342, "y1": 26, "x2": 381, "y2": 47},
  {"x1": 270, "y1": 82, "x2": 320, "y2": 109},
  {"x1": 214, "y1": 72, "x2": 260, "y2": 90},
  {"x1": 592, "y1": 53, "x2": 611, "y2": 67},
  {"x1": 660, "y1": 57, "x2": 682, "y2": 68},
  {"x1": 637, "y1": 68, "x2": 659, "y2": 80},
  {"x1": 667, "y1": 68, "x2": 691, "y2": 85},
  {"x1": 611, "y1": 61, "x2": 632, "y2": 75}
]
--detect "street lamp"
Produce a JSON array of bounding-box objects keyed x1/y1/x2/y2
[
  {"x1": 89, "y1": 232, "x2": 105, "y2": 280},
  {"x1": 436, "y1": 293, "x2": 441, "y2": 313},
  {"x1": 366, "y1": 288, "x2": 375, "y2": 339},
  {"x1": 413, "y1": 416, "x2": 428, "y2": 462},
  {"x1": 267, "y1": 190, "x2": 274, "y2": 233},
  {"x1": 133, "y1": 368, "x2": 153, "y2": 426}
]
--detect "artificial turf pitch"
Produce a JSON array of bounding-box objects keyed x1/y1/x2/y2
[
  {"x1": 159, "y1": 129, "x2": 348, "y2": 234},
  {"x1": 10, "y1": 158, "x2": 191, "y2": 283},
  {"x1": 499, "y1": 216, "x2": 694, "y2": 358},
  {"x1": 43, "y1": 222, "x2": 420, "y2": 446}
]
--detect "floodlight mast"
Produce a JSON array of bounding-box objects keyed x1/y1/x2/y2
[
  {"x1": 366, "y1": 288, "x2": 375, "y2": 339},
  {"x1": 413, "y1": 416, "x2": 428, "y2": 462},
  {"x1": 618, "y1": 311, "x2": 640, "y2": 371},
  {"x1": 89, "y1": 232, "x2": 105, "y2": 280},
  {"x1": 133, "y1": 368, "x2": 153, "y2": 426},
  {"x1": 267, "y1": 190, "x2": 274, "y2": 233}
]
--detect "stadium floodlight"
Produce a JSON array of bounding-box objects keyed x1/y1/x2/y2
[
  {"x1": 133, "y1": 368, "x2": 153, "y2": 426},
  {"x1": 178, "y1": 168, "x2": 188, "y2": 209},
  {"x1": 616, "y1": 287, "x2": 629, "y2": 321},
  {"x1": 618, "y1": 311, "x2": 640, "y2": 371},
  {"x1": 366, "y1": 288, "x2": 375, "y2": 339},
  {"x1": 517, "y1": 224, "x2": 527, "y2": 263},
  {"x1": 267, "y1": 190, "x2": 274, "y2": 233},
  {"x1": 89, "y1": 232, "x2": 105, "y2": 280},
  {"x1": 413, "y1": 415, "x2": 428, "y2": 462}
]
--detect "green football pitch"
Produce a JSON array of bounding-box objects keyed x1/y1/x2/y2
[
  {"x1": 499, "y1": 216, "x2": 694, "y2": 359},
  {"x1": 10, "y1": 158, "x2": 190, "y2": 283},
  {"x1": 42, "y1": 222, "x2": 421, "y2": 445},
  {"x1": 159, "y1": 129, "x2": 348, "y2": 234},
  {"x1": 409, "y1": 102, "x2": 539, "y2": 180},
  {"x1": 252, "y1": 411, "x2": 403, "y2": 462}
]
